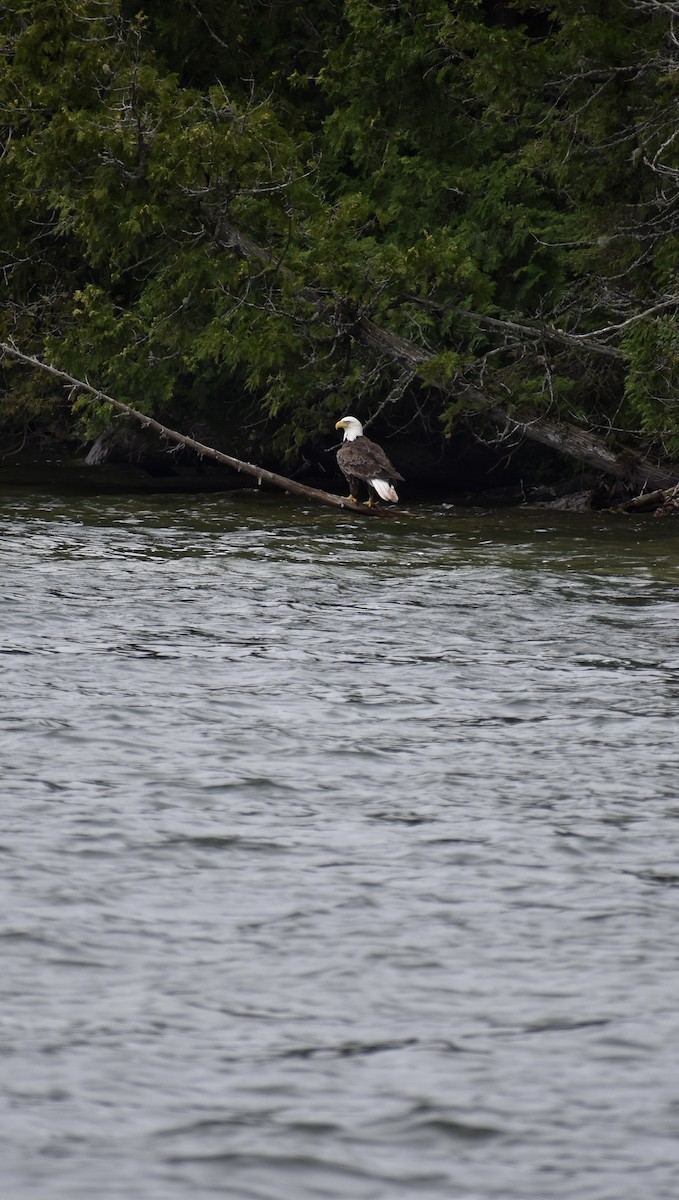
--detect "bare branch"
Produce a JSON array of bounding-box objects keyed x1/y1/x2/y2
[{"x1": 0, "y1": 342, "x2": 404, "y2": 518}]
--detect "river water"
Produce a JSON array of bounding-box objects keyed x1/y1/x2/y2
[{"x1": 2, "y1": 488, "x2": 679, "y2": 1200}]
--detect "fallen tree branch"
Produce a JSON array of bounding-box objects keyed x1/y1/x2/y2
[
  {"x1": 618, "y1": 480, "x2": 679, "y2": 513},
  {"x1": 217, "y1": 220, "x2": 679, "y2": 490},
  {"x1": 353, "y1": 315, "x2": 679, "y2": 490},
  {"x1": 0, "y1": 342, "x2": 405, "y2": 518}
]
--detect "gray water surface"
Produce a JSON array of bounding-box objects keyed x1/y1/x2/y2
[{"x1": 2, "y1": 491, "x2": 679, "y2": 1199}]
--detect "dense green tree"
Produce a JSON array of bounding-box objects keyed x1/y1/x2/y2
[{"x1": 1, "y1": 0, "x2": 677, "y2": 475}]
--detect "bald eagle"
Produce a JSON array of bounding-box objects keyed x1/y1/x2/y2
[{"x1": 335, "y1": 416, "x2": 404, "y2": 505}]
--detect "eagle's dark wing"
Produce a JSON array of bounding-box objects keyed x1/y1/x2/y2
[
  {"x1": 359, "y1": 435, "x2": 404, "y2": 481},
  {"x1": 337, "y1": 435, "x2": 404, "y2": 483}
]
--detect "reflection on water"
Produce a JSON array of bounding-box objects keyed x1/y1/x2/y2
[{"x1": 1, "y1": 490, "x2": 679, "y2": 1200}]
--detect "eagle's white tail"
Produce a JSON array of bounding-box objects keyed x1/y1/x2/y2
[{"x1": 371, "y1": 478, "x2": 399, "y2": 503}]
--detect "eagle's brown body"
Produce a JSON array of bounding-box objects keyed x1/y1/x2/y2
[{"x1": 335, "y1": 417, "x2": 404, "y2": 504}]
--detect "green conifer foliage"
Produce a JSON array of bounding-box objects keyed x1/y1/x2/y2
[{"x1": 1, "y1": 0, "x2": 677, "y2": 465}]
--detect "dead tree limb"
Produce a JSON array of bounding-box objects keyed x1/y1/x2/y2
[
  {"x1": 0, "y1": 342, "x2": 404, "y2": 518},
  {"x1": 618, "y1": 481, "x2": 679, "y2": 513},
  {"x1": 219, "y1": 220, "x2": 679, "y2": 491},
  {"x1": 404, "y1": 296, "x2": 624, "y2": 361},
  {"x1": 353, "y1": 317, "x2": 679, "y2": 490}
]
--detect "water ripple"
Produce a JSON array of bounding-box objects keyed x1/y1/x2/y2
[{"x1": 1, "y1": 494, "x2": 679, "y2": 1199}]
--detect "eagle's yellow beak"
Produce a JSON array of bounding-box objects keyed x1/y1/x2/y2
[{"x1": 335, "y1": 419, "x2": 346, "y2": 430}]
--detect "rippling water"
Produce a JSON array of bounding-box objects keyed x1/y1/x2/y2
[{"x1": 2, "y1": 489, "x2": 679, "y2": 1199}]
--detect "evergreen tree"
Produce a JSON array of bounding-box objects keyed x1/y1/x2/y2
[{"x1": 1, "y1": 1, "x2": 677, "y2": 470}]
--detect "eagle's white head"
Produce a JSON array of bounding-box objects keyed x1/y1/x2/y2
[{"x1": 335, "y1": 415, "x2": 363, "y2": 441}]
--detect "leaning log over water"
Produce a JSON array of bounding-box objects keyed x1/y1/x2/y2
[
  {"x1": 0, "y1": 343, "x2": 405, "y2": 518},
  {"x1": 618, "y1": 481, "x2": 679, "y2": 516},
  {"x1": 220, "y1": 220, "x2": 679, "y2": 493}
]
